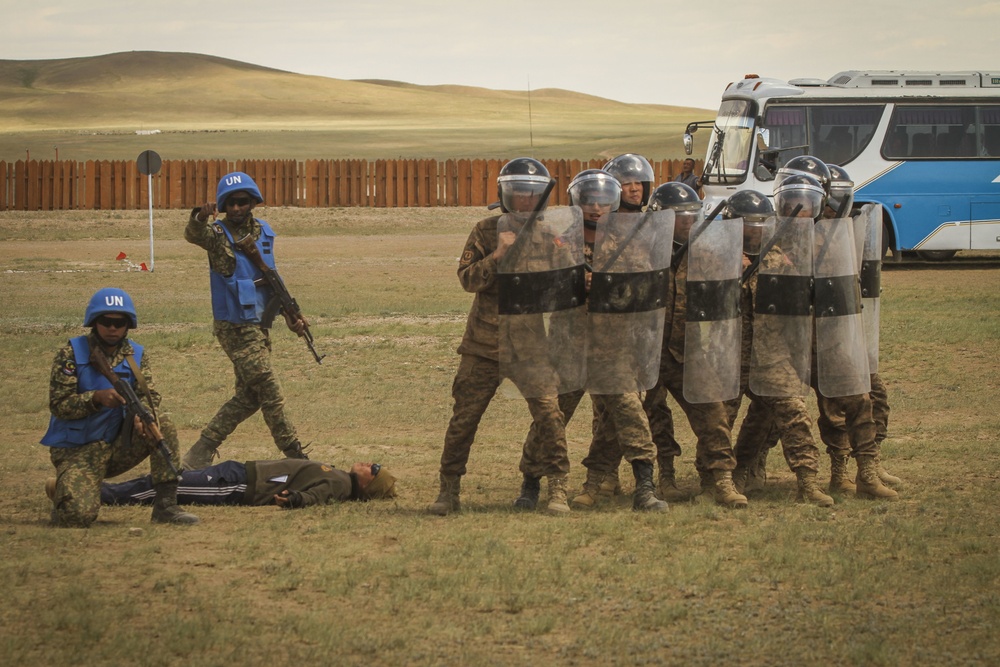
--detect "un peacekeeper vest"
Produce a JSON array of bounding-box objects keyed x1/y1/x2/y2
[
  {"x1": 209, "y1": 219, "x2": 277, "y2": 324},
  {"x1": 40, "y1": 336, "x2": 144, "y2": 448}
]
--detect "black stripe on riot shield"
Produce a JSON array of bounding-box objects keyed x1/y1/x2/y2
[
  {"x1": 814, "y1": 275, "x2": 862, "y2": 318},
  {"x1": 754, "y1": 275, "x2": 814, "y2": 317},
  {"x1": 588, "y1": 269, "x2": 669, "y2": 314},
  {"x1": 686, "y1": 279, "x2": 741, "y2": 322},
  {"x1": 497, "y1": 266, "x2": 587, "y2": 315},
  {"x1": 860, "y1": 260, "x2": 881, "y2": 299}
]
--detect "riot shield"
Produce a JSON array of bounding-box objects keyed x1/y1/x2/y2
[
  {"x1": 586, "y1": 209, "x2": 674, "y2": 395},
  {"x1": 497, "y1": 207, "x2": 587, "y2": 398},
  {"x1": 856, "y1": 204, "x2": 882, "y2": 373},
  {"x1": 749, "y1": 215, "x2": 814, "y2": 397},
  {"x1": 814, "y1": 217, "x2": 871, "y2": 397},
  {"x1": 683, "y1": 216, "x2": 743, "y2": 403}
]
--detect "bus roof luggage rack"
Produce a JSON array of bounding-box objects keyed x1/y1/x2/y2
[{"x1": 828, "y1": 71, "x2": 988, "y2": 88}]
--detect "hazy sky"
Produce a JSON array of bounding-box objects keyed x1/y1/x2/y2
[{"x1": 2, "y1": 0, "x2": 998, "y2": 110}]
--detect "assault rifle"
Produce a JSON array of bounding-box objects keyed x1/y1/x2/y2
[
  {"x1": 233, "y1": 234, "x2": 326, "y2": 364},
  {"x1": 89, "y1": 346, "x2": 182, "y2": 480}
]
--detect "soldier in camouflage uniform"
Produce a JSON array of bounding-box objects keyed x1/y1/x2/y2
[
  {"x1": 181, "y1": 172, "x2": 309, "y2": 469},
  {"x1": 647, "y1": 182, "x2": 748, "y2": 508},
  {"x1": 427, "y1": 158, "x2": 573, "y2": 516},
  {"x1": 41, "y1": 288, "x2": 199, "y2": 527},
  {"x1": 727, "y1": 188, "x2": 833, "y2": 506},
  {"x1": 525, "y1": 169, "x2": 668, "y2": 512}
]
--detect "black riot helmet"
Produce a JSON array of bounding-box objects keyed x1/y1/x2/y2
[
  {"x1": 723, "y1": 190, "x2": 774, "y2": 256},
  {"x1": 567, "y1": 169, "x2": 622, "y2": 210},
  {"x1": 648, "y1": 182, "x2": 702, "y2": 244},
  {"x1": 773, "y1": 173, "x2": 825, "y2": 221},
  {"x1": 497, "y1": 158, "x2": 552, "y2": 214},
  {"x1": 774, "y1": 155, "x2": 832, "y2": 202},
  {"x1": 826, "y1": 163, "x2": 855, "y2": 217},
  {"x1": 602, "y1": 154, "x2": 654, "y2": 210}
]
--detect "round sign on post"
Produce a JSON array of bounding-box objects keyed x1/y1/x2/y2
[
  {"x1": 137, "y1": 150, "x2": 162, "y2": 271},
  {"x1": 137, "y1": 150, "x2": 162, "y2": 176}
]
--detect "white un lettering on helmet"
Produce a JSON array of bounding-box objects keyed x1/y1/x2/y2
[
  {"x1": 104, "y1": 295, "x2": 124, "y2": 307},
  {"x1": 226, "y1": 175, "x2": 243, "y2": 186}
]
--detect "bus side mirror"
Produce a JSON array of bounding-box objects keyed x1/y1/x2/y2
[{"x1": 683, "y1": 133, "x2": 694, "y2": 155}]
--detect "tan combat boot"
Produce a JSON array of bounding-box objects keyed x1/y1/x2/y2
[
  {"x1": 657, "y1": 457, "x2": 689, "y2": 502},
  {"x1": 694, "y1": 468, "x2": 715, "y2": 503},
  {"x1": 427, "y1": 473, "x2": 462, "y2": 515},
  {"x1": 182, "y1": 436, "x2": 220, "y2": 471},
  {"x1": 547, "y1": 476, "x2": 571, "y2": 515},
  {"x1": 828, "y1": 453, "x2": 856, "y2": 494},
  {"x1": 732, "y1": 463, "x2": 749, "y2": 495},
  {"x1": 856, "y1": 456, "x2": 898, "y2": 501},
  {"x1": 875, "y1": 452, "x2": 903, "y2": 487},
  {"x1": 598, "y1": 469, "x2": 621, "y2": 496},
  {"x1": 712, "y1": 470, "x2": 748, "y2": 508},
  {"x1": 795, "y1": 469, "x2": 835, "y2": 507},
  {"x1": 570, "y1": 469, "x2": 603, "y2": 509}
]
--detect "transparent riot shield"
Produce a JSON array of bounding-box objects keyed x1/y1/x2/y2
[
  {"x1": 814, "y1": 217, "x2": 871, "y2": 397},
  {"x1": 586, "y1": 209, "x2": 674, "y2": 395},
  {"x1": 683, "y1": 217, "x2": 744, "y2": 403},
  {"x1": 856, "y1": 204, "x2": 882, "y2": 373},
  {"x1": 497, "y1": 207, "x2": 587, "y2": 398},
  {"x1": 749, "y1": 216, "x2": 814, "y2": 397}
]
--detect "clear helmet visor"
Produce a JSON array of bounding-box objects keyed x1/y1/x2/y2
[
  {"x1": 742, "y1": 218, "x2": 768, "y2": 255},
  {"x1": 499, "y1": 175, "x2": 551, "y2": 214},
  {"x1": 671, "y1": 203, "x2": 703, "y2": 243},
  {"x1": 775, "y1": 185, "x2": 825, "y2": 220},
  {"x1": 827, "y1": 185, "x2": 854, "y2": 216}
]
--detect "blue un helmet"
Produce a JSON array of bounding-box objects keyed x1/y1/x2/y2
[
  {"x1": 216, "y1": 172, "x2": 264, "y2": 212},
  {"x1": 84, "y1": 287, "x2": 138, "y2": 328}
]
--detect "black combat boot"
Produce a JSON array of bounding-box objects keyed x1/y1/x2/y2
[{"x1": 513, "y1": 474, "x2": 541, "y2": 510}]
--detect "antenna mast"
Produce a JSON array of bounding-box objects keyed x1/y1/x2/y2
[{"x1": 527, "y1": 76, "x2": 534, "y2": 149}]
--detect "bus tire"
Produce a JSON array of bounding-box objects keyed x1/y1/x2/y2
[{"x1": 916, "y1": 249, "x2": 957, "y2": 261}]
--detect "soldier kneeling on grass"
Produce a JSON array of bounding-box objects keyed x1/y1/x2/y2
[
  {"x1": 86, "y1": 458, "x2": 397, "y2": 508},
  {"x1": 41, "y1": 288, "x2": 199, "y2": 527}
]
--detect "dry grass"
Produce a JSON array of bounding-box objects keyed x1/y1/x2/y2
[
  {"x1": 1, "y1": 208, "x2": 999, "y2": 666},
  {"x1": 0, "y1": 52, "x2": 709, "y2": 161}
]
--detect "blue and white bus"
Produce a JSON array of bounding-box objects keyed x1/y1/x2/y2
[{"x1": 684, "y1": 71, "x2": 1000, "y2": 260}]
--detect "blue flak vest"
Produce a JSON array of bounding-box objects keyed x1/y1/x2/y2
[
  {"x1": 40, "y1": 336, "x2": 144, "y2": 449},
  {"x1": 209, "y1": 219, "x2": 277, "y2": 324}
]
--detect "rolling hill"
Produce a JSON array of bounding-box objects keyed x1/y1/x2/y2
[{"x1": 0, "y1": 51, "x2": 713, "y2": 161}]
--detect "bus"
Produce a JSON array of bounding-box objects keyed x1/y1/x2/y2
[{"x1": 683, "y1": 71, "x2": 1000, "y2": 260}]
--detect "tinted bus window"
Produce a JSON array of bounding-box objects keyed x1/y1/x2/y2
[
  {"x1": 982, "y1": 106, "x2": 1000, "y2": 156},
  {"x1": 762, "y1": 104, "x2": 883, "y2": 166},
  {"x1": 884, "y1": 106, "x2": 978, "y2": 158}
]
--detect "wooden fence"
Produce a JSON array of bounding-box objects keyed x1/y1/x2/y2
[{"x1": 0, "y1": 158, "x2": 702, "y2": 211}]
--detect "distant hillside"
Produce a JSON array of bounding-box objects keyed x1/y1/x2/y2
[{"x1": 0, "y1": 51, "x2": 713, "y2": 161}]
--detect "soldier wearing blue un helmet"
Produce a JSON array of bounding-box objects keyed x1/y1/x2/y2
[
  {"x1": 41, "y1": 288, "x2": 199, "y2": 527},
  {"x1": 182, "y1": 172, "x2": 311, "y2": 469}
]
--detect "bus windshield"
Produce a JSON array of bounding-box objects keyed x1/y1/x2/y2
[{"x1": 704, "y1": 99, "x2": 755, "y2": 184}]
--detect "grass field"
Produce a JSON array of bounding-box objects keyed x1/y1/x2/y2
[{"x1": 1, "y1": 207, "x2": 999, "y2": 666}]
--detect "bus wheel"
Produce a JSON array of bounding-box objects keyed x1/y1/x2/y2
[{"x1": 916, "y1": 249, "x2": 957, "y2": 261}]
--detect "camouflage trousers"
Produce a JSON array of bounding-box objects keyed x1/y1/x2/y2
[
  {"x1": 815, "y1": 390, "x2": 878, "y2": 458},
  {"x1": 870, "y1": 372, "x2": 890, "y2": 444},
  {"x1": 732, "y1": 393, "x2": 820, "y2": 473},
  {"x1": 49, "y1": 413, "x2": 181, "y2": 527},
  {"x1": 203, "y1": 322, "x2": 297, "y2": 452},
  {"x1": 659, "y1": 352, "x2": 736, "y2": 471},
  {"x1": 440, "y1": 354, "x2": 568, "y2": 478},
  {"x1": 574, "y1": 386, "x2": 670, "y2": 477}
]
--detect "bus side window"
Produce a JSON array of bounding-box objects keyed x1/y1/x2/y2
[
  {"x1": 984, "y1": 126, "x2": 1000, "y2": 157},
  {"x1": 911, "y1": 133, "x2": 933, "y2": 157}
]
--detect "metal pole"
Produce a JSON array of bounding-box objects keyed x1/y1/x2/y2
[{"x1": 147, "y1": 173, "x2": 155, "y2": 272}]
